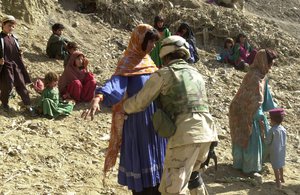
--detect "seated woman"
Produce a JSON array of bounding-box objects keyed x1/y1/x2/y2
[
  {"x1": 36, "y1": 72, "x2": 74, "y2": 118},
  {"x1": 176, "y1": 22, "x2": 199, "y2": 63},
  {"x1": 218, "y1": 37, "x2": 234, "y2": 64},
  {"x1": 232, "y1": 33, "x2": 257, "y2": 70},
  {"x1": 58, "y1": 51, "x2": 96, "y2": 102}
]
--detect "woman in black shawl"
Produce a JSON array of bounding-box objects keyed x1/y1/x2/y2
[{"x1": 176, "y1": 22, "x2": 199, "y2": 63}]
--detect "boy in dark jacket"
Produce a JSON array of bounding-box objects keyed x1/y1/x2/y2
[
  {"x1": 0, "y1": 15, "x2": 33, "y2": 112},
  {"x1": 46, "y1": 23, "x2": 69, "y2": 59}
]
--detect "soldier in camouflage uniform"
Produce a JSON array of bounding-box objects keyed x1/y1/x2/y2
[{"x1": 123, "y1": 35, "x2": 218, "y2": 195}]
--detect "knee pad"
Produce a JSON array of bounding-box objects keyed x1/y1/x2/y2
[{"x1": 188, "y1": 171, "x2": 204, "y2": 190}]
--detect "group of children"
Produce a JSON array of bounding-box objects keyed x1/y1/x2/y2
[
  {"x1": 152, "y1": 16, "x2": 256, "y2": 73},
  {"x1": 150, "y1": 16, "x2": 199, "y2": 68},
  {"x1": 43, "y1": 22, "x2": 97, "y2": 118},
  {"x1": 218, "y1": 32, "x2": 257, "y2": 71},
  {"x1": 0, "y1": 15, "x2": 96, "y2": 119},
  {"x1": 0, "y1": 14, "x2": 287, "y2": 189}
]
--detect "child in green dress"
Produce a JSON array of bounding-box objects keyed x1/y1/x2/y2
[{"x1": 36, "y1": 72, "x2": 74, "y2": 118}]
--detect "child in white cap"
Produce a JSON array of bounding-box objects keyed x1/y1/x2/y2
[{"x1": 0, "y1": 15, "x2": 34, "y2": 114}]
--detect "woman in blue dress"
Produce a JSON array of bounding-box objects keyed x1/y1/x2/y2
[
  {"x1": 82, "y1": 24, "x2": 167, "y2": 194},
  {"x1": 229, "y1": 49, "x2": 278, "y2": 175}
]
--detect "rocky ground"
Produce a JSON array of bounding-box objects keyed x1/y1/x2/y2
[{"x1": 0, "y1": 0, "x2": 299, "y2": 194}]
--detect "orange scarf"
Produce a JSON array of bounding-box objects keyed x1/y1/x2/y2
[
  {"x1": 103, "y1": 24, "x2": 157, "y2": 175},
  {"x1": 229, "y1": 49, "x2": 271, "y2": 148}
]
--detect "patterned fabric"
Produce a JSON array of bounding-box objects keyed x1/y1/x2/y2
[
  {"x1": 159, "y1": 143, "x2": 211, "y2": 194},
  {"x1": 104, "y1": 24, "x2": 158, "y2": 176},
  {"x1": 232, "y1": 84, "x2": 276, "y2": 173},
  {"x1": 158, "y1": 60, "x2": 209, "y2": 118},
  {"x1": 229, "y1": 49, "x2": 271, "y2": 148},
  {"x1": 114, "y1": 24, "x2": 158, "y2": 76},
  {"x1": 103, "y1": 98, "x2": 126, "y2": 174}
]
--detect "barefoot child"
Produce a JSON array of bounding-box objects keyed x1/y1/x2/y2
[
  {"x1": 266, "y1": 108, "x2": 286, "y2": 189},
  {"x1": 36, "y1": 72, "x2": 74, "y2": 118}
]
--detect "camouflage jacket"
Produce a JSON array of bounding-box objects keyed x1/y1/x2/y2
[
  {"x1": 124, "y1": 59, "x2": 218, "y2": 147},
  {"x1": 158, "y1": 60, "x2": 209, "y2": 120}
]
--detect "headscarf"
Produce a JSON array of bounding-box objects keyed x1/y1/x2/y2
[
  {"x1": 113, "y1": 24, "x2": 158, "y2": 76},
  {"x1": 104, "y1": 24, "x2": 158, "y2": 175},
  {"x1": 58, "y1": 51, "x2": 87, "y2": 93},
  {"x1": 176, "y1": 22, "x2": 196, "y2": 46},
  {"x1": 229, "y1": 49, "x2": 273, "y2": 148},
  {"x1": 176, "y1": 22, "x2": 199, "y2": 62}
]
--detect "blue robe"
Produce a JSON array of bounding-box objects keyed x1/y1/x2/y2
[
  {"x1": 232, "y1": 81, "x2": 276, "y2": 173},
  {"x1": 96, "y1": 74, "x2": 167, "y2": 192}
]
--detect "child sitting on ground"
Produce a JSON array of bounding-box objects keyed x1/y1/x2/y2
[
  {"x1": 265, "y1": 108, "x2": 286, "y2": 189},
  {"x1": 218, "y1": 37, "x2": 234, "y2": 64},
  {"x1": 64, "y1": 41, "x2": 79, "y2": 68},
  {"x1": 231, "y1": 33, "x2": 257, "y2": 70},
  {"x1": 46, "y1": 23, "x2": 69, "y2": 60},
  {"x1": 36, "y1": 72, "x2": 74, "y2": 118},
  {"x1": 58, "y1": 51, "x2": 96, "y2": 102}
]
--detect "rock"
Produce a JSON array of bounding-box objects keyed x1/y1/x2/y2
[{"x1": 72, "y1": 21, "x2": 79, "y2": 27}]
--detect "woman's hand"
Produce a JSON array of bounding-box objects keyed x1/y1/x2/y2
[
  {"x1": 259, "y1": 119, "x2": 266, "y2": 140},
  {"x1": 81, "y1": 97, "x2": 101, "y2": 120}
]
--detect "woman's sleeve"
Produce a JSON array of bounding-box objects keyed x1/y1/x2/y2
[
  {"x1": 95, "y1": 75, "x2": 128, "y2": 107},
  {"x1": 262, "y1": 81, "x2": 277, "y2": 112},
  {"x1": 124, "y1": 73, "x2": 162, "y2": 114},
  {"x1": 164, "y1": 28, "x2": 172, "y2": 38}
]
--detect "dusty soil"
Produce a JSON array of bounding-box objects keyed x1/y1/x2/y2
[{"x1": 0, "y1": 0, "x2": 299, "y2": 194}]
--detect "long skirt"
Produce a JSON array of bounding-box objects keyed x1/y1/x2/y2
[{"x1": 232, "y1": 115, "x2": 269, "y2": 173}]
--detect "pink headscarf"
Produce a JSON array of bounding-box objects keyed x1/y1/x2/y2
[{"x1": 58, "y1": 51, "x2": 88, "y2": 93}]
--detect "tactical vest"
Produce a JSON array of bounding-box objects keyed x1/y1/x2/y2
[{"x1": 158, "y1": 60, "x2": 209, "y2": 119}]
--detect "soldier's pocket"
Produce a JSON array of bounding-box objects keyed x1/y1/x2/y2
[{"x1": 166, "y1": 167, "x2": 186, "y2": 194}]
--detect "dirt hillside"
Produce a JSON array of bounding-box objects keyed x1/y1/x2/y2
[{"x1": 0, "y1": 0, "x2": 299, "y2": 194}]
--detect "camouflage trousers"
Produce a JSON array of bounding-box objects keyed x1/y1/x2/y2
[{"x1": 159, "y1": 143, "x2": 211, "y2": 195}]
